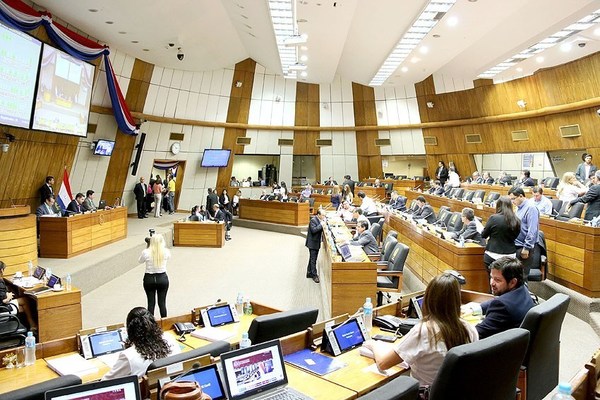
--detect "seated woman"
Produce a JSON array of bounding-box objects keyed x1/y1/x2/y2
[
  {"x1": 0, "y1": 261, "x2": 37, "y2": 331},
  {"x1": 103, "y1": 307, "x2": 180, "y2": 380},
  {"x1": 364, "y1": 273, "x2": 478, "y2": 387}
]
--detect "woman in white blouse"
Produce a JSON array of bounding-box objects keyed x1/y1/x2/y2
[
  {"x1": 139, "y1": 235, "x2": 171, "y2": 318},
  {"x1": 557, "y1": 171, "x2": 587, "y2": 203},
  {"x1": 103, "y1": 307, "x2": 179, "y2": 380}
]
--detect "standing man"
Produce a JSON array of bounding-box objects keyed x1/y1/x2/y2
[
  {"x1": 305, "y1": 209, "x2": 326, "y2": 283},
  {"x1": 435, "y1": 161, "x2": 448, "y2": 185},
  {"x1": 575, "y1": 153, "x2": 597, "y2": 183},
  {"x1": 206, "y1": 188, "x2": 219, "y2": 212},
  {"x1": 81, "y1": 190, "x2": 97, "y2": 212},
  {"x1": 570, "y1": 170, "x2": 600, "y2": 221},
  {"x1": 66, "y1": 193, "x2": 85, "y2": 214},
  {"x1": 167, "y1": 174, "x2": 176, "y2": 215},
  {"x1": 39, "y1": 176, "x2": 54, "y2": 205},
  {"x1": 508, "y1": 187, "x2": 539, "y2": 279},
  {"x1": 343, "y1": 175, "x2": 355, "y2": 195},
  {"x1": 134, "y1": 177, "x2": 148, "y2": 219}
]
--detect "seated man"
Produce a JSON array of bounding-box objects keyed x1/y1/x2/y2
[
  {"x1": 372, "y1": 178, "x2": 382, "y2": 188},
  {"x1": 67, "y1": 192, "x2": 85, "y2": 214},
  {"x1": 324, "y1": 176, "x2": 337, "y2": 185},
  {"x1": 474, "y1": 257, "x2": 534, "y2": 339},
  {"x1": 469, "y1": 171, "x2": 482, "y2": 184},
  {"x1": 36, "y1": 195, "x2": 62, "y2": 218},
  {"x1": 528, "y1": 186, "x2": 553, "y2": 216},
  {"x1": 428, "y1": 180, "x2": 445, "y2": 196},
  {"x1": 413, "y1": 195, "x2": 436, "y2": 224},
  {"x1": 388, "y1": 191, "x2": 407, "y2": 211},
  {"x1": 81, "y1": 190, "x2": 97, "y2": 212},
  {"x1": 515, "y1": 170, "x2": 535, "y2": 187},
  {"x1": 352, "y1": 207, "x2": 371, "y2": 228},
  {"x1": 300, "y1": 184, "x2": 313, "y2": 202},
  {"x1": 338, "y1": 201, "x2": 354, "y2": 222},
  {"x1": 481, "y1": 171, "x2": 494, "y2": 185},
  {"x1": 357, "y1": 191, "x2": 378, "y2": 216},
  {"x1": 496, "y1": 171, "x2": 513, "y2": 186},
  {"x1": 349, "y1": 220, "x2": 379, "y2": 255},
  {"x1": 452, "y1": 207, "x2": 484, "y2": 245}
]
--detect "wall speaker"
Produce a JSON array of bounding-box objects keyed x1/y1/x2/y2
[{"x1": 131, "y1": 132, "x2": 146, "y2": 176}]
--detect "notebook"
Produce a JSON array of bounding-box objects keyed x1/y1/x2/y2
[
  {"x1": 45, "y1": 374, "x2": 140, "y2": 400},
  {"x1": 221, "y1": 339, "x2": 312, "y2": 400},
  {"x1": 167, "y1": 364, "x2": 227, "y2": 400}
]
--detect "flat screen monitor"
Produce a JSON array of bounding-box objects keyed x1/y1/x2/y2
[
  {"x1": 0, "y1": 22, "x2": 42, "y2": 129},
  {"x1": 89, "y1": 330, "x2": 125, "y2": 357},
  {"x1": 171, "y1": 364, "x2": 227, "y2": 400},
  {"x1": 331, "y1": 318, "x2": 367, "y2": 352},
  {"x1": 32, "y1": 44, "x2": 95, "y2": 137},
  {"x1": 94, "y1": 139, "x2": 115, "y2": 156},
  {"x1": 45, "y1": 375, "x2": 141, "y2": 400},
  {"x1": 201, "y1": 149, "x2": 231, "y2": 167}
]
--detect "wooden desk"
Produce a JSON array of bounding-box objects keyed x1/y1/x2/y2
[
  {"x1": 39, "y1": 207, "x2": 127, "y2": 258},
  {"x1": 385, "y1": 214, "x2": 488, "y2": 293},
  {"x1": 238, "y1": 199, "x2": 309, "y2": 226},
  {"x1": 173, "y1": 220, "x2": 225, "y2": 247},
  {"x1": 0, "y1": 206, "x2": 37, "y2": 276},
  {"x1": 6, "y1": 278, "x2": 82, "y2": 342},
  {"x1": 355, "y1": 186, "x2": 386, "y2": 204},
  {"x1": 363, "y1": 179, "x2": 424, "y2": 197},
  {"x1": 460, "y1": 183, "x2": 557, "y2": 199},
  {"x1": 310, "y1": 193, "x2": 332, "y2": 210}
]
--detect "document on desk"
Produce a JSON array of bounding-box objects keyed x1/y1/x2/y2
[
  {"x1": 284, "y1": 349, "x2": 346, "y2": 376},
  {"x1": 46, "y1": 353, "x2": 98, "y2": 377},
  {"x1": 190, "y1": 327, "x2": 234, "y2": 342}
]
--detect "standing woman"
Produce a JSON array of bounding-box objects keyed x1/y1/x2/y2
[
  {"x1": 342, "y1": 184, "x2": 354, "y2": 205},
  {"x1": 219, "y1": 188, "x2": 231, "y2": 212},
  {"x1": 139, "y1": 235, "x2": 170, "y2": 318},
  {"x1": 331, "y1": 185, "x2": 342, "y2": 210},
  {"x1": 481, "y1": 196, "x2": 521, "y2": 270},
  {"x1": 152, "y1": 177, "x2": 163, "y2": 218}
]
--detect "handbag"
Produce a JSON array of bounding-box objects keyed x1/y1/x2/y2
[{"x1": 160, "y1": 381, "x2": 211, "y2": 400}]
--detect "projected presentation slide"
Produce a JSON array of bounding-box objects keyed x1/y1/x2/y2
[
  {"x1": 0, "y1": 22, "x2": 41, "y2": 128},
  {"x1": 32, "y1": 45, "x2": 95, "y2": 137}
]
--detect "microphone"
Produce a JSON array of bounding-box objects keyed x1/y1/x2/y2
[
  {"x1": 204, "y1": 298, "x2": 223, "y2": 311},
  {"x1": 168, "y1": 362, "x2": 202, "y2": 385},
  {"x1": 332, "y1": 307, "x2": 364, "y2": 331}
]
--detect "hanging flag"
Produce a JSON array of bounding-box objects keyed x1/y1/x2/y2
[{"x1": 56, "y1": 168, "x2": 73, "y2": 211}]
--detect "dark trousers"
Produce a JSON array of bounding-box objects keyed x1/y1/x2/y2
[
  {"x1": 143, "y1": 272, "x2": 169, "y2": 318},
  {"x1": 517, "y1": 247, "x2": 534, "y2": 281},
  {"x1": 307, "y1": 248, "x2": 319, "y2": 278},
  {"x1": 136, "y1": 197, "x2": 145, "y2": 218}
]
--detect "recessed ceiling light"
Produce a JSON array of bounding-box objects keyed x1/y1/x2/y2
[
  {"x1": 447, "y1": 16, "x2": 458, "y2": 27},
  {"x1": 118, "y1": 31, "x2": 126, "y2": 34},
  {"x1": 131, "y1": 40, "x2": 139, "y2": 44},
  {"x1": 105, "y1": 21, "x2": 113, "y2": 24},
  {"x1": 88, "y1": 9, "x2": 98, "y2": 12},
  {"x1": 560, "y1": 42, "x2": 572, "y2": 52},
  {"x1": 300, "y1": 45, "x2": 308, "y2": 51},
  {"x1": 300, "y1": 71, "x2": 308, "y2": 77},
  {"x1": 516, "y1": 67, "x2": 523, "y2": 72},
  {"x1": 419, "y1": 46, "x2": 429, "y2": 54},
  {"x1": 401, "y1": 66, "x2": 408, "y2": 72},
  {"x1": 535, "y1": 56, "x2": 544, "y2": 63},
  {"x1": 468, "y1": 0, "x2": 477, "y2": 2},
  {"x1": 143, "y1": 49, "x2": 150, "y2": 52},
  {"x1": 300, "y1": 54, "x2": 308, "y2": 62},
  {"x1": 433, "y1": 34, "x2": 441, "y2": 38},
  {"x1": 410, "y1": 57, "x2": 420, "y2": 63}
]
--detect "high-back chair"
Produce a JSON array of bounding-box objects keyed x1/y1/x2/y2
[
  {"x1": 247, "y1": 308, "x2": 318, "y2": 345},
  {"x1": 446, "y1": 212, "x2": 464, "y2": 232},
  {"x1": 379, "y1": 234, "x2": 398, "y2": 262},
  {"x1": 519, "y1": 294, "x2": 570, "y2": 400},
  {"x1": 556, "y1": 202, "x2": 584, "y2": 221},
  {"x1": 0, "y1": 304, "x2": 28, "y2": 350},
  {"x1": 472, "y1": 190, "x2": 486, "y2": 203},
  {"x1": 376, "y1": 242, "x2": 409, "y2": 305},
  {"x1": 484, "y1": 192, "x2": 501, "y2": 206},
  {"x1": 463, "y1": 190, "x2": 475, "y2": 202},
  {"x1": 370, "y1": 223, "x2": 382, "y2": 244},
  {"x1": 550, "y1": 199, "x2": 563, "y2": 216}
]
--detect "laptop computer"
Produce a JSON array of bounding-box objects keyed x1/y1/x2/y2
[
  {"x1": 45, "y1": 374, "x2": 141, "y2": 400},
  {"x1": 221, "y1": 339, "x2": 312, "y2": 400},
  {"x1": 164, "y1": 364, "x2": 227, "y2": 400},
  {"x1": 25, "y1": 274, "x2": 61, "y2": 295}
]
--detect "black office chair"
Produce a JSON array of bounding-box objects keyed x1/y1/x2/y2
[
  {"x1": 484, "y1": 192, "x2": 500, "y2": 206},
  {"x1": 472, "y1": 190, "x2": 486, "y2": 203},
  {"x1": 0, "y1": 374, "x2": 81, "y2": 400},
  {"x1": 358, "y1": 376, "x2": 420, "y2": 400},
  {"x1": 0, "y1": 304, "x2": 28, "y2": 350},
  {"x1": 556, "y1": 202, "x2": 584, "y2": 221},
  {"x1": 446, "y1": 212, "x2": 464, "y2": 232},
  {"x1": 386, "y1": 230, "x2": 398, "y2": 239},
  {"x1": 550, "y1": 199, "x2": 563, "y2": 216},
  {"x1": 378, "y1": 235, "x2": 398, "y2": 263},
  {"x1": 370, "y1": 223, "x2": 382, "y2": 245},
  {"x1": 406, "y1": 200, "x2": 419, "y2": 213},
  {"x1": 543, "y1": 177, "x2": 560, "y2": 189},
  {"x1": 528, "y1": 231, "x2": 547, "y2": 282},
  {"x1": 448, "y1": 188, "x2": 460, "y2": 198},
  {"x1": 376, "y1": 242, "x2": 409, "y2": 306},
  {"x1": 463, "y1": 190, "x2": 475, "y2": 202},
  {"x1": 452, "y1": 188, "x2": 464, "y2": 199},
  {"x1": 435, "y1": 206, "x2": 452, "y2": 228},
  {"x1": 247, "y1": 308, "x2": 318, "y2": 345},
  {"x1": 147, "y1": 340, "x2": 230, "y2": 371},
  {"x1": 519, "y1": 294, "x2": 570, "y2": 400}
]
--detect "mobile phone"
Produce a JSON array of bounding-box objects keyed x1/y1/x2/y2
[{"x1": 372, "y1": 334, "x2": 398, "y2": 343}]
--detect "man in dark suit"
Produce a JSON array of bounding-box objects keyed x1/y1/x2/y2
[
  {"x1": 474, "y1": 257, "x2": 534, "y2": 339},
  {"x1": 342, "y1": 175, "x2": 355, "y2": 195},
  {"x1": 39, "y1": 176, "x2": 54, "y2": 205},
  {"x1": 36, "y1": 195, "x2": 61, "y2": 218},
  {"x1": 305, "y1": 209, "x2": 326, "y2": 283},
  {"x1": 453, "y1": 207, "x2": 484, "y2": 245},
  {"x1": 388, "y1": 191, "x2": 407, "y2": 211},
  {"x1": 134, "y1": 177, "x2": 148, "y2": 219},
  {"x1": 515, "y1": 170, "x2": 535, "y2": 187},
  {"x1": 575, "y1": 153, "x2": 597, "y2": 183},
  {"x1": 413, "y1": 195, "x2": 436, "y2": 224},
  {"x1": 66, "y1": 193, "x2": 85, "y2": 214},
  {"x1": 435, "y1": 161, "x2": 448, "y2": 185},
  {"x1": 570, "y1": 170, "x2": 600, "y2": 220},
  {"x1": 350, "y1": 220, "x2": 379, "y2": 255},
  {"x1": 206, "y1": 188, "x2": 219, "y2": 212}
]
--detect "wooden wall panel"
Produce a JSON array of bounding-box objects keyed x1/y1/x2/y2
[
  {"x1": 217, "y1": 59, "x2": 257, "y2": 191},
  {"x1": 101, "y1": 59, "x2": 154, "y2": 202},
  {"x1": 352, "y1": 83, "x2": 382, "y2": 180},
  {"x1": 293, "y1": 82, "x2": 320, "y2": 156}
]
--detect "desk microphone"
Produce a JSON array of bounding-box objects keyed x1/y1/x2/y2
[
  {"x1": 166, "y1": 362, "x2": 202, "y2": 387},
  {"x1": 332, "y1": 307, "x2": 364, "y2": 331},
  {"x1": 205, "y1": 298, "x2": 223, "y2": 311}
]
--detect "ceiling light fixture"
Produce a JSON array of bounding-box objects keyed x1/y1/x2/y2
[
  {"x1": 446, "y1": 16, "x2": 458, "y2": 26},
  {"x1": 300, "y1": 54, "x2": 308, "y2": 62},
  {"x1": 300, "y1": 71, "x2": 308, "y2": 77},
  {"x1": 478, "y1": 7, "x2": 600, "y2": 79},
  {"x1": 560, "y1": 42, "x2": 572, "y2": 52},
  {"x1": 268, "y1": 0, "x2": 309, "y2": 79},
  {"x1": 535, "y1": 56, "x2": 544, "y2": 63},
  {"x1": 419, "y1": 46, "x2": 429, "y2": 54},
  {"x1": 369, "y1": 0, "x2": 457, "y2": 86},
  {"x1": 401, "y1": 66, "x2": 409, "y2": 72}
]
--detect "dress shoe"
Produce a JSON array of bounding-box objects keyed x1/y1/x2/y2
[{"x1": 312, "y1": 276, "x2": 320, "y2": 283}]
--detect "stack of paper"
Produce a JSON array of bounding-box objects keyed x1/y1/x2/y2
[
  {"x1": 190, "y1": 327, "x2": 234, "y2": 342},
  {"x1": 46, "y1": 353, "x2": 98, "y2": 377}
]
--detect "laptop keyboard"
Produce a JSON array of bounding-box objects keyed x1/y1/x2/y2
[{"x1": 259, "y1": 388, "x2": 310, "y2": 400}]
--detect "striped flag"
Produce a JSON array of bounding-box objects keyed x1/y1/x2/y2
[{"x1": 56, "y1": 169, "x2": 73, "y2": 212}]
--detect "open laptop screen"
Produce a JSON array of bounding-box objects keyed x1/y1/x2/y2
[
  {"x1": 173, "y1": 364, "x2": 226, "y2": 400},
  {"x1": 333, "y1": 319, "x2": 366, "y2": 352},
  {"x1": 207, "y1": 305, "x2": 235, "y2": 326},
  {"x1": 45, "y1": 375, "x2": 140, "y2": 400},
  {"x1": 221, "y1": 340, "x2": 287, "y2": 400},
  {"x1": 89, "y1": 330, "x2": 125, "y2": 357}
]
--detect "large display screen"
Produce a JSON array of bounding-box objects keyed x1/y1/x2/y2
[
  {"x1": 0, "y1": 22, "x2": 42, "y2": 128},
  {"x1": 201, "y1": 149, "x2": 231, "y2": 167},
  {"x1": 32, "y1": 44, "x2": 95, "y2": 137}
]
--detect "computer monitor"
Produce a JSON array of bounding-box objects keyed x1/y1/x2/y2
[
  {"x1": 45, "y1": 375, "x2": 141, "y2": 400},
  {"x1": 89, "y1": 330, "x2": 126, "y2": 357},
  {"x1": 169, "y1": 364, "x2": 227, "y2": 400}
]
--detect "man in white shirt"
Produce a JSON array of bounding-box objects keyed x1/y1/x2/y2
[
  {"x1": 358, "y1": 191, "x2": 377, "y2": 216},
  {"x1": 338, "y1": 201, "x2": 353, "y2": 222},
  {"x1": 528, "y1": 186, "x2": 553, "y2": 216}
]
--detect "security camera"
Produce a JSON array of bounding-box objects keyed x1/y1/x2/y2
[
  {"x1": 177, "y1": 48, "x2": 184, "y2": 61},
  {"x1": 578, "y1": 42, "x2": 586, "y2": 48}
]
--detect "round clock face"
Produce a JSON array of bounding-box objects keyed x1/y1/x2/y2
[{"x1": 170, "y1": 142, "x2": 181, "y2": 155}]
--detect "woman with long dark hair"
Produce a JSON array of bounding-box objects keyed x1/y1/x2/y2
[
  {"x1": 481, "y1": 195, "x2": 521, "y2": 269},
  {"x1": 103, "y1": 307, "x2": 179, "y2": 379},
  {"x1": 364, "y1": 273, "x2": 478, "y2": 386}
]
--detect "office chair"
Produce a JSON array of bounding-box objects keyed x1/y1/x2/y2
[
  {"x1": 435, "y1": 207, "x2": 452, "y2": 229},
  {"x1": 556, "y1": 202, "x2": 584, "y2": 221},
  {"x1": 550, "y1": 199, "x2": 562, "y2": 216},
  {"x1": 445, "y1": 212, "x2": 464, "y2": 232},
  {"x1": 519, "y1": 294, "x2": 570, "y2": 400},
  {"x1": 406, "y1": 200, "x2": 419, "y2": 213},
  {"x1": 0, "y1": 304, "x2": 28, "y2": 350},
  {"x1": 463, "y1": 190, "x2": 475, "y2": 202},
  {"x1": 147, "y1": 340, "x2": 230, "y2": 371},
  {"x1": 357, "y1": 376, "x2": 419, "y2": 400},
  {"x1": 370, "y1": 223, "x2": 382, "y2": 245},
  {"x1": 0, "y1": 374, "x2": 81, "y2": 400},
  {"x1": 543, "y1": 177, "x2": 560, "y2": 189},
  {"x1": 247, "y1": 308, "x2": 318, "y2": 345},
  {"x1": 528, "y1": 231, "x2": 547, "y2": 282},
  {"x1": 472, "y1": 190, "x2": 486, "y2": 203},
  {"x1": 484, "y1": 192, "x2": 500, "y2": 206},
  {"x1": 378, "y1": 235, "x2": 398, "y2": 263},
  {"x1": 376, "y1": 242, "x2": 409, "y2": 306},
  {"x1": 452, "y1": 188, "x2": 464, "y2": 199}
]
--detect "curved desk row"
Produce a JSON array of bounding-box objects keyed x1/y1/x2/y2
[{"x1": 238, "y1": 198, "x2": 310, "y2": 226}]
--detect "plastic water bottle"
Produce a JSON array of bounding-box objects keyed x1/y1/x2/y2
[
  {"x1": 27, "y1": 261, "x2": 34, "y2": 277},
  {"x1": 65, "y1": 274, "x2": 72, "y2": 291},
  {"x1": 459, "y1": 236, "x2": 465, "y2": 247},
  {"x1": 243, "y1": 298, "x2": 253, "y2": 315},
  {"x1": 25, "y1": 332, "x2": 36, "y2": 366},
  {"x1": 46, "y1": 267, "x2": 52, "y2": 282},
  {"x1": 363, "y1": 297, "x2": 373, "y2": 331},
  {"x1": 235, "y1": 292, "x2": 244, "y2": 316},
  {"x1": 239, "y1": 332, "x2": 252, "y2": 349},
  {"x1": 551, "y1": 382, "x2": 575, "y2": 399}
]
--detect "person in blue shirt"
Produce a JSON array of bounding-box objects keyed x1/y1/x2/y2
[
  {"x1": 508, "y1": 187, "x2": 539, "y2": 279},
  {"x1": 528, "y1": 186, "x2": 553, "y2": 216}
]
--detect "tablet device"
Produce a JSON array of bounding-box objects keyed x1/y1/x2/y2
[
  {"x1": 201, "y1": 304, "x2": 239, "y2": 327},
  {"x1": 33, "y1": 266, "x2": 46, "y2": 280},
  {"x1": 170, "y1": 364, "x2": 226, "y2": 400},
  {"x1": 47, "y1": 274, "x2": 61, "y2": 288},
  {"x1": 408, "y1": 294, "x2": 425, "y2": 319},
  {"x1": 89, "y1": 329, "x2": 126, "y2": 357},
  {"x1": 323, "y1": 317, "x2": 370, "y2": 356}
]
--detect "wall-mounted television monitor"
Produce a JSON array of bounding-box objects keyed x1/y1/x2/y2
[
  {"x1": 0, "y1": 22, "x2": 42, "y2": 129},
  {"x1": 94, "y1": 139, "x2": 115, "y2": 156},
  {"x1": 201, "y1": 149, "x2": 231, "y2": 167},
  {"x1": 32, "y1": 44, "x2": 95, "y2": 137}
]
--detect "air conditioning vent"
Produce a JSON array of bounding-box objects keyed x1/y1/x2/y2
[
  {"x1": 169, "y1": 132, "x2": 184, "y2": 141},
  {"x1": 559, "y1": 124, "x2": 581, "y2": 138},
  {"x1": 423, "y1": 136, "x2": 438, "y2": 146},
  {"x1": 278, "y1": 138, "x2": 294, "y2": 146},
  {"x1": 511, "y1": 130, "x2": 529, "y2": 141},
  {"x1": 375, "y1": 138, "x2": 391, "y2": 146},
  {"x1": 236, "y1": 137, "x2": 252, "y2": 145},
  {"x1": 316, "y1": 139, "x2": 332, "y2": 147},
  {"x1": 465, "y1": 134, "x2": 482, "y2": 144}
]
